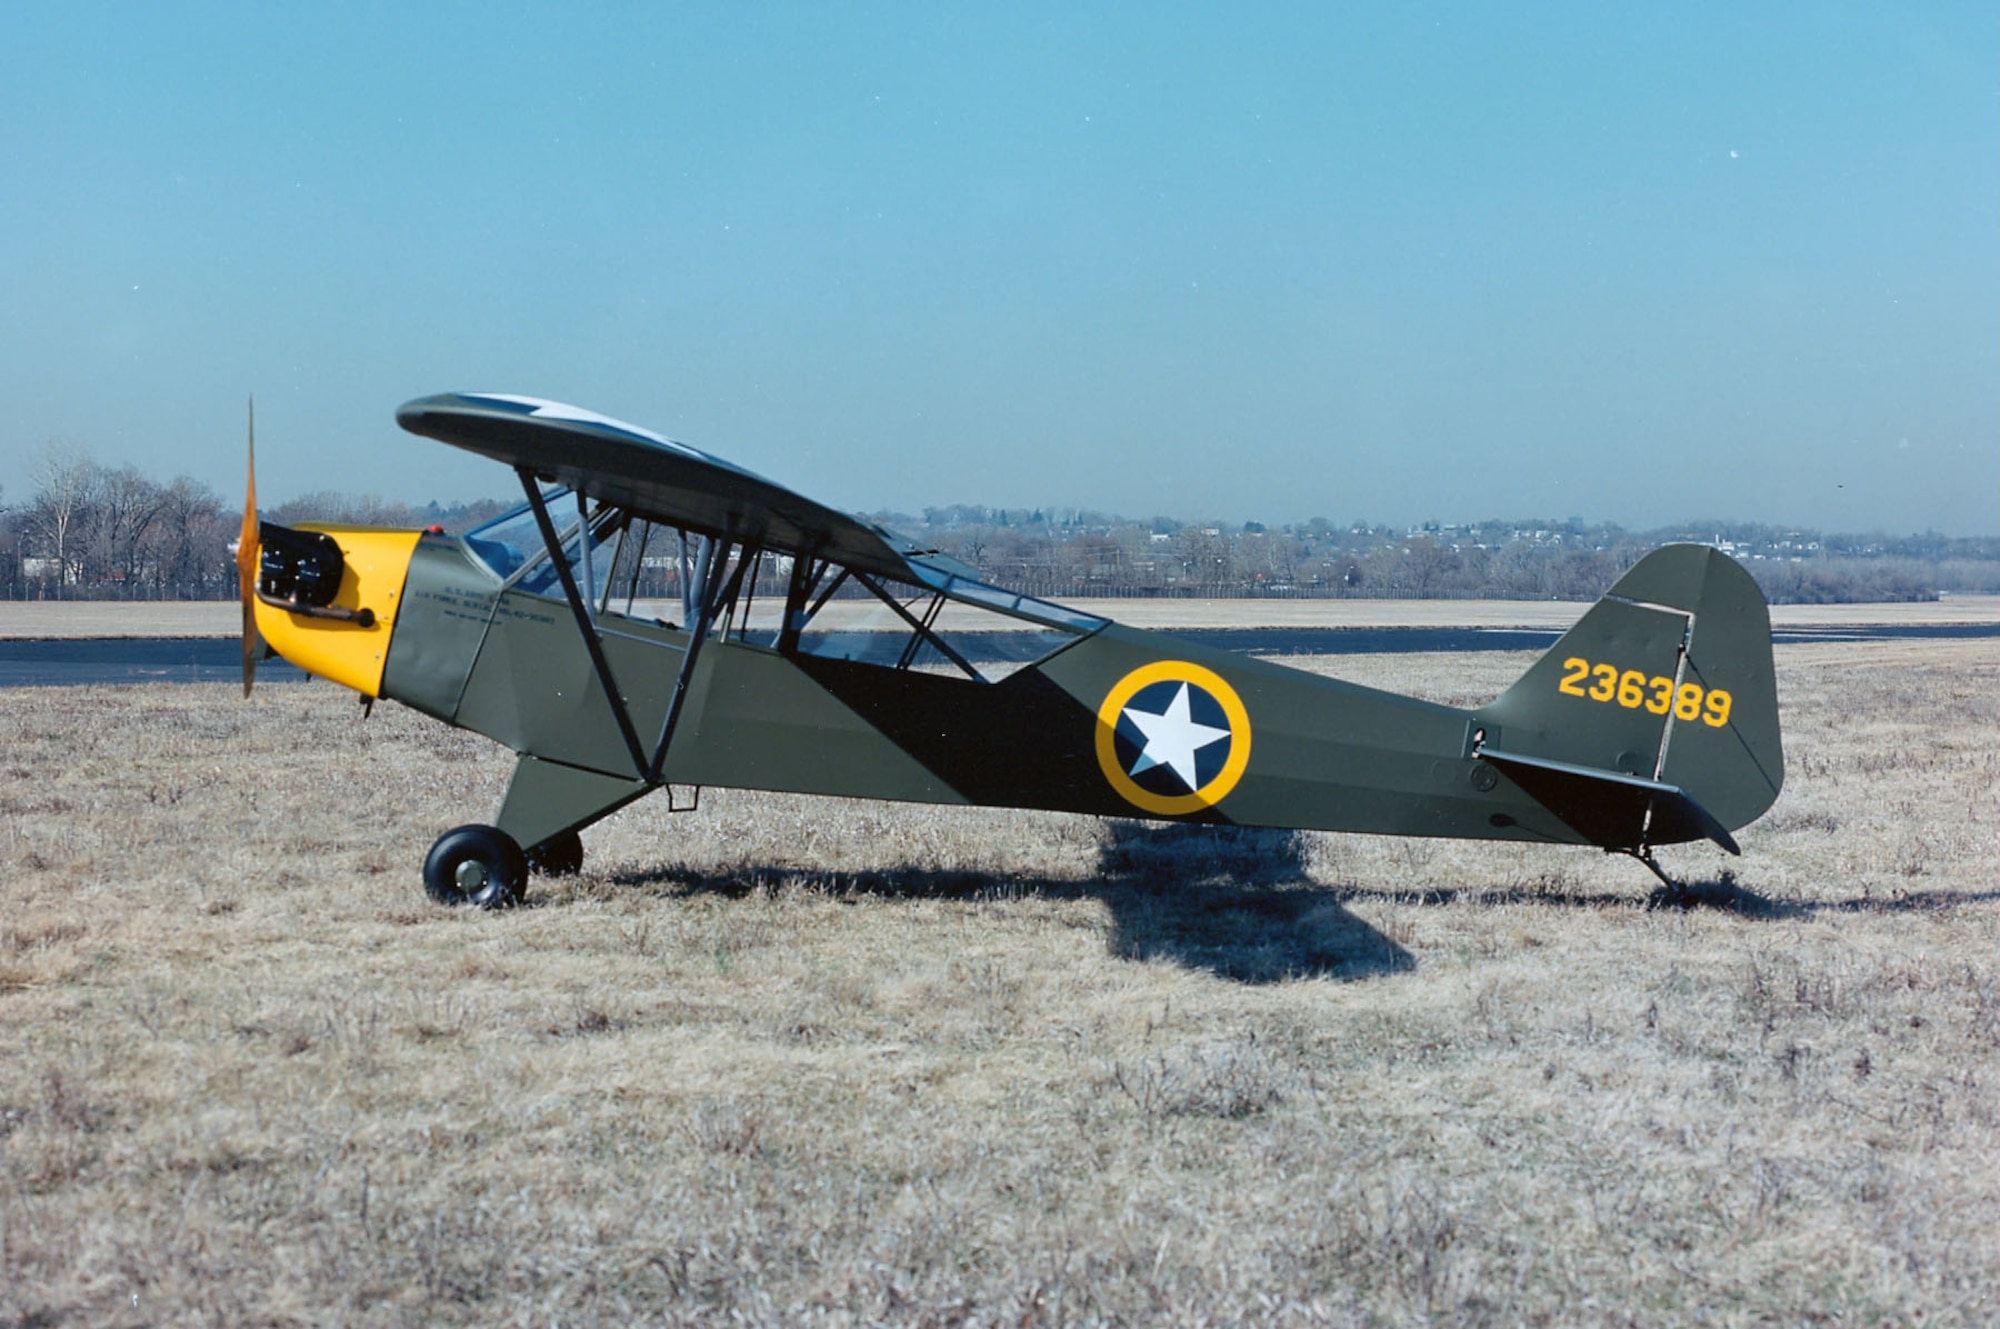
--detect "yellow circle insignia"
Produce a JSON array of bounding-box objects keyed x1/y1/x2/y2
[{"x1": 1094, "y1": 661, "x2": 1252, "y2": 816}]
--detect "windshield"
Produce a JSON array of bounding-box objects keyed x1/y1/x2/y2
[
  {"x1": 464, "y1": 488, "x2": 573, "y2": 581},
  {"x1": 464, "y1": 488, "x2": 623, "y2": 605}
]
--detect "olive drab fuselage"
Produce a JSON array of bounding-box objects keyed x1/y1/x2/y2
[{"x1": 372, "y1": 534, "x2": 1777, "y2": 860}]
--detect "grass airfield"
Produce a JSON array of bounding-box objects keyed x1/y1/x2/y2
[{"x1": 0, "y1": 639, "x2": 1993, "y2": 1324}]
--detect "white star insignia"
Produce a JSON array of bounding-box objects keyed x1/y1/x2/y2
[{"x1": 1122, "y1": 682, "x2": 1232, "y2": 792}]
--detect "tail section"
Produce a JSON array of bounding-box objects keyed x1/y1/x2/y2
[{"x1": 1477, "y1": 545, "x2": 1783, "y2": 853}]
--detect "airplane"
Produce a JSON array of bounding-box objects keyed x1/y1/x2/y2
[{"x1": 239, "y1": 393, "x2": 1784, "y2": 909}]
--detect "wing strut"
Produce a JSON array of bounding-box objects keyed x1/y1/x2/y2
[
  {"x1": 646, "y1": 521, "x2": 741, "y2": 784},
  {"x1": 518, "y1": 469, "x2": 652, "y2": 781},
  {"x1": 775, "y1": 552, "x2": 821, "y2": 653}
]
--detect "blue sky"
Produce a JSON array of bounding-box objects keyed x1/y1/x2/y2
[{"x1": 3, "y1": 3, "x2": 1993, "y2": 533}]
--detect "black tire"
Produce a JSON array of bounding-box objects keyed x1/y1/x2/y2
[
  {"x1": 422, "y1": 825, "x2": 527, "y2": 909},
  {"x1": 526, "y1": 828, "x2": 584, "y2": 878}
]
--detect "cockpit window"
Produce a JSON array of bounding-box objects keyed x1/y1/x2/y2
[
  {"x1": 471, "y1": 503, "x2": 1105, "y2": 682},
  {"x1": 463, "y1": 488, "x2": 572, "y2": 581},
  {"x1": 515, "y1": 509, "x2": 620, "y2": 601},
  {"x1": 464, "y1": 488, "x2": 624, "y2": 605},
  {"x1": 791, "y1": 570, "x2": 1097, "y2": 682},
  {"x1": 918, "y1": 569, "x2": 1106, "y2": 635}
]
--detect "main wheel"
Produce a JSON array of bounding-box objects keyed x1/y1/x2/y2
[
  {"x1": 526, "y1": 828, "x2": 584, "y2": 877},
  {"x1": 422, "y1": 825, "x2": 527, "y2": 909}
]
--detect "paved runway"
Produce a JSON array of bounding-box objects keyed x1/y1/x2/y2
[{"x1": 2, "y1": 622, "x2": 1992, "y2": 688}]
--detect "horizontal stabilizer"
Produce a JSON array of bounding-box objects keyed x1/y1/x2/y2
[{"x1": 1478, "y1": 748, "x2": 1740, "y2": 856}]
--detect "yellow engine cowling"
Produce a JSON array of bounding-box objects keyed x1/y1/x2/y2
[{"x1": 252, "y1": 525, "x2": 423, "y2": 697}]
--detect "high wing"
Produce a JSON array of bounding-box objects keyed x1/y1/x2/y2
[{"x1": 395, "y1": 392, "x2": 973, "y2": 585}]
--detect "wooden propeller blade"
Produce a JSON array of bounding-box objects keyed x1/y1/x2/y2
[{"x1": 239, "y1": 396, "x2": 260, "y2": 697}]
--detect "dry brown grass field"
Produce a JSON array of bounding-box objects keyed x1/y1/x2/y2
[{"x1": 0, "y1": 641, "x2": 1993, "y2": 1325}]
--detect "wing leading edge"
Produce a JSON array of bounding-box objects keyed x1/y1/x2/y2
[{"x1": 396, "y1": 392, "x2": 966, "y2": 585}]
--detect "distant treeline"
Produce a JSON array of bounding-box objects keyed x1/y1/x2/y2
[
  {"x1": 2, "y1": 445, "x2": 1992, "y2": 604},
  {"x1": 0, "y1": 445, "x2": 510, "y2": 601},
  {"x1": 869, "y1": 508, "x2": 2000, "y2": 604}
]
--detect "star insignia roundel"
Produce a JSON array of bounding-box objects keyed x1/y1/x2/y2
[{"x1": 1094, "y1": 661, "x2": 1252, "y2": 816}]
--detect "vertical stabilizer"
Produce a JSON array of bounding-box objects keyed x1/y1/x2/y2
[{"x1": 1477, "y1": 545, "x2": 1783, "y2": 848}]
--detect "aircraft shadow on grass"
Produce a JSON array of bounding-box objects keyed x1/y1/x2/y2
[
  {"x1": 1334, "y1": 869, "x2": 2000, "y2": 919},
  {"x1": 1644, "y1": 877, "x2": 2000, "y2": 918},
  {"x1": 1090, "y1": 821, "x2": 1414, "y2": 982},
  {"x1": 599, "y1": 820, "x2": 1413, "y2": 985},
  {"x1": 574, "y1": 825, "x2": 1988, "y2": 979}
]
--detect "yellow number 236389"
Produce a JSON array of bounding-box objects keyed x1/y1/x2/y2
[{"x1": 1556, "y1": 657, "x2": 1733, "y2": 727}]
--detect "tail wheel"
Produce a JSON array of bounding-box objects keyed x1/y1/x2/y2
[
  {"x1": 526, "y1": 828, "x2": 584, "y2": 877},
  {"x1": 422, "y1": 825, "x2": 527, "y2": 909}
]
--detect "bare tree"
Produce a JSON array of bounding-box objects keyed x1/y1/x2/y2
[
  {"x1": 1172, "y1": 527, "x2": 1230, "y2": 593},
  {"x1": 143, "y1": 475, "x2": 231, "y2": 595},
  {"x1": 0, "y1": 486, "x2": 18, "y2": 597},
  {"x1": 26, "y1": 442, "x2": 98, "y2": 597},
  {"x1": 81, "y1": 464, "x2": 167, "y2": 590}
]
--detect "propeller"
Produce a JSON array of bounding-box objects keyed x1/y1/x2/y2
[{"x1": 237, "y1": 396, "x2": 260, "y2": 696}]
